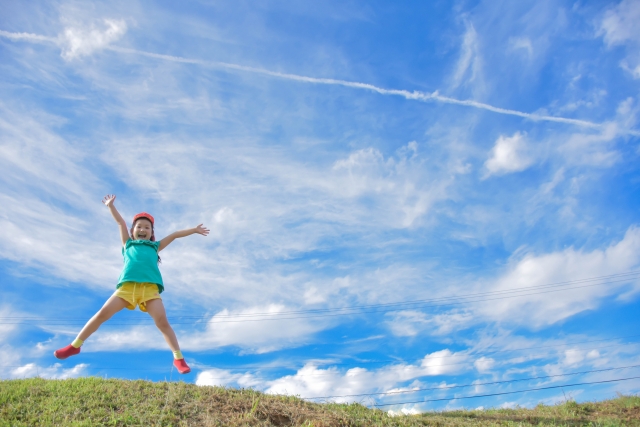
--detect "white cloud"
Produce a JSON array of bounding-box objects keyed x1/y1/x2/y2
[
  {"x1": 551, "y1": 97, "x2": 637, "y2": 170},
  {"x1": 484, "y1": 132, "x2": 533, "y2": 177},
  {"x1": 385, "y1": 310, "x2": 429, "y2": 337},
  {"x1": 559, "y1": 123, "x2": 620, "y2": 167},
  {"x1": 194, "y1": 368, "x2": 263, "y2": 389},
  {"x1": 508, "y1": 37, "x2": 533, "y2": 60},
  {"x1": 77, "y1": 325, "x2": 167, "y2": 352},
  {"x1": 0, "y1": 105, "x2": 120, "y2": 288},
  {"x1": 0, "y1": 306, "x2": 21, "y2": 342},
  {"x1": 598, "y1": 0, "x2": 640, "y2": 79},
  {"x1": 599, "y1": 0, "x2": 640, "y2": 47},
  {"x1": 477, "y1": 225, "x2": 640, "y2": 327},
  {"x1": 196, "y1": 348, "x2": 469, "y2": 403},
  {"x1": 385, "y1": 310, "x2": 474, "y2": 337},
  {"x1": 62, "y1": 304, "x2": 327, "y2": 355},
  {"x1": 474, "y1": 357, "x2": 495, "y2": 373},
  {"x1": 421, "y1": 349, "x2": 469, "y2": 376},
  {"x1": 7, "y1": 363, "x2": 89, "y2": 380},
  {"x1": 59, "y1": 19, "x2": 128, "y2": 60},
  {"x1": 181, "y1": 305, "x2": 329, "y2": 353},
  {"x1": 451, "y1": 20, "x2": 482, "y2": 90},
  {"x1": 265, "y1": 349, "x2": 467, "y2": 402},
  {"x1": 563, "y1": 349, "x2": 585, "y2": 366},
  {"x1": 388, "y1": 407, "x2": 420, "y2": 416}
]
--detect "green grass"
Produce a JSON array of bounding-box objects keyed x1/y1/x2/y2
[{"x1": 1, "y1": 377, "x2": 639, "y2": 426}]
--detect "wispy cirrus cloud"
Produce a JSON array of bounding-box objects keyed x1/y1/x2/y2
[
  {"x1": 598, "y1": 0, "x2": 640, "y2": 78},
  {"x1": 1, "y1": 27, "x2": 634, "y2": 133},
  {"x1": 451, "y1": 20, "x2": 483, "y2": 93}
]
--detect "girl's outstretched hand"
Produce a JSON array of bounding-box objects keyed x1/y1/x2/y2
[
  {"x1": 194, "y1": 224, "x2": 210, "y2": 236},
  {"x1": 102, "y1": 194, "x2": 116, "y2": 206}
]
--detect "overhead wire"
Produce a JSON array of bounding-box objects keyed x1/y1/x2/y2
[
  {"x1": 4, "y1": 335, "x2": 640, "y2": 375},
  {"x1": 302, "y1": 363, "x2": 640, "y2": 400},
  {"x1": 2, "y1": 271, "x2": 638, "y2": 326},
  {"x1": 184, "y1": 340, "x2": 640, "y2": 377},
  {"x1": 190, "y1": 334, "x2": 640, "y2": 372},
  {"x1": 154, "y1": 270, "x2": 640, "y2": 317},
  {"x1": 4, "y1": 270, "x2": 639, "y2": 321},
  {"x1": 5, "y1": 341, "x2": 639, "y2": 381},
  {"x1": 5, "y1": 271, "x2": 639, "y2": 404},
  {"x1": 9, "y1": 361, "x2": 638, "y2": 405},
  {"x1": 373, "y1": 375, "x2": 640, "y2": 406}
]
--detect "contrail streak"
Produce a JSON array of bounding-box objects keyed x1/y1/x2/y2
[
  {"x1": 0, "y1": 30, "x2": 56, "y2": 44},
  {"x1": 107, "y1": 47, "x2": 624, "y2": 131},
  {"x1": 1, "y1": 29, "x2": 638, "y2": 135}
]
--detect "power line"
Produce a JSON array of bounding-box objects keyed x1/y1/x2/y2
[
  {"x1": 3, "y1": 273, "x2": 638, "y2": 326},
  {"x1": 163, "y1": 271, "x2": 640, "y2": 318},
  {"x1": 192, "y1": 341, "x2": 639, "y2": 380},
  {"x1": 3, "y1": 271, "x2": 638, "y2": 324},
  {"x1": 188, "y1": 340, "x2": 640, "y2": 375},
  {"x1": 8, "y1": 341, "x2": 638, "y2": 383},
  {"x1": 8, "y1": 362, "x2": 639, "y2": 404},
  {"x1": 373, "y1": 375, "x2": 640, "y2": 406},
  {"x1": 4, "y1": 336, "x2": 639, "y2": 375},
  {"x1": 204, "y1": 334, "x2": 640, "y2": 371},
  {"x1": 167, "y1": 270, "x2": 640, "y2": 317},
  {"x1": 302, "y1": 363, "x2": 640, "y2": 400}
]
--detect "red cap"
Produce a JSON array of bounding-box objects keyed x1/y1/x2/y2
[{"x1": 133, "y1": 212, "x2": 154, "y2": 225}]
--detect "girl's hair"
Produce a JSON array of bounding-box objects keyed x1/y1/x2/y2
[{"x1": 130, "y1": 218, "x2": 161, "y2": 264}]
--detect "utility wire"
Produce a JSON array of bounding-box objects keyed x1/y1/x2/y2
[
  {"x1": 166, "y1": 270, "x2": 640, "y2": 317},
  {"x1": 8, "y1": 362, "x2": 639, "y2": 404},
  {"x1": 3, "y1": 276, "x2": 637, "y2": 326},
  {"x1": 303, "y1": 363, "x2": 640, "y2": 400},
  {"x1": 187, "y1": 340, "x2": 640, "y2": 375},
  {"x1": 196, "y1": 334, "x2": 640, "y2": 372},
  {"x1": 162, "y1": 271, "x2": 640, "y2": 318},
  {"x1": 2, "y1": 271, "x2": 638, "y2": 325},
  {"x1": 7, "y1": 342, "x2": 638, "y2": 382},
  {"x1": 190, "y1": 341, "x2": 638, "y2": 379},
  {"x1": 14, "y1": 362, "x2": 638, "y2": 406},
  {"x1": 373, "y1": 375, "x2": 640, "y2": 406},
  {"x1": 4, "y1": 336, "x2": 639, "y2": 374}
]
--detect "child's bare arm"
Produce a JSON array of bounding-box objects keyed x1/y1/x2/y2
[
  {"x1": 159, "y1": 224, "x2": 209, "y2": 252},
  {"x1": 102, "y1": 194, "x2": 129, "y2": 246}
]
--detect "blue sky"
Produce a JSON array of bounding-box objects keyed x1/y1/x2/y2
[{"x1": 1, "y1": 0, "x2": 640, "y2": 414}]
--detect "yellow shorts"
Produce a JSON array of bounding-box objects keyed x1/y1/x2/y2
[{"x1": 114, "y1": 282, "x2": 161, "y2": 312}]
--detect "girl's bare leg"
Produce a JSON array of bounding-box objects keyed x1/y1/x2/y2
[
  {"x1": 77, "y1": 295, "x2": 129, "y2": 341},
  {"x1": 145, "y1": 298, "x2": 180, "y2": 352}
]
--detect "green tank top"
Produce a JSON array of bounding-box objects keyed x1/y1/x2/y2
[{"x1": 117, "y1": 239, "x2": 164, "y2": 293}]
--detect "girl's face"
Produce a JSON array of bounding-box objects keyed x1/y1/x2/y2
[{"x1": 133, "y1": 218, "x2": 153, "y2": 240}]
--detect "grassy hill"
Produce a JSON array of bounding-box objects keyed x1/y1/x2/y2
[{"x1": 1, "y1": 377, "x2": 639, "y2": 426}]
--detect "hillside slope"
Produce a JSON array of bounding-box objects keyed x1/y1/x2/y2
[{"x1": 1, "y1": 378, "x2": 639, "y2": 426}]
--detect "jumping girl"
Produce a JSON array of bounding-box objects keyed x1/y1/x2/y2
[{"x1": 54, "y1": 194, "x2": 209, "y2": 374}]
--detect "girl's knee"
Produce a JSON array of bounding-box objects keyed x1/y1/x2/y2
[{"x1": 153, "y1": 316, "x2": 171, "y2": 330}]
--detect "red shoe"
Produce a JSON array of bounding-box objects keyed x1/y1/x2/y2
[
  {"x1": 54, "y1": 344, "x2": 81, "y2": 360},
  {"x1": 173, "y1": 358, "x2": 191, "y2": 374}
]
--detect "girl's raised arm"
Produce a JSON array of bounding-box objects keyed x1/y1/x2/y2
[
  {"x1": 158, "y1": 224, "x2": 209, "y2": 252},
  {"x1": 102, "y1": 194, "x2": 130, "y2": 246}
]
